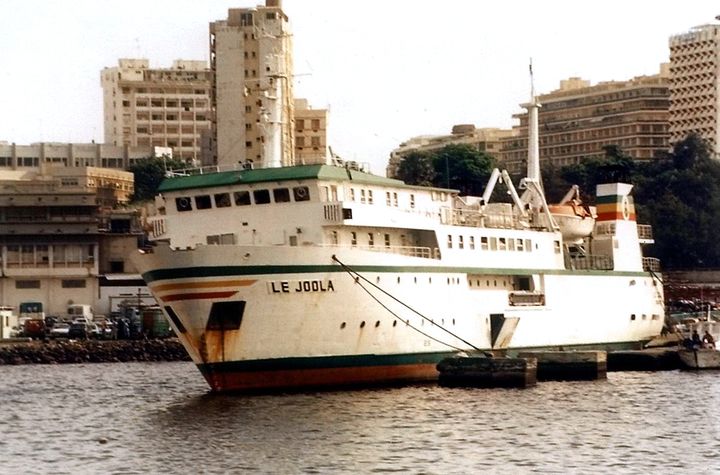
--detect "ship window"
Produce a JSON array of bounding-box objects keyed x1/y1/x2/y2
[
  {"x1": 253, "y1": 189, "x2": 271, "y2": 204},
  {"x1": 386, "y1": 191, "x2": 391, "y2": 206},
  {"x1": 499, "y1": 237, "x2": 507, "y2": 251},
  {"x1": 349, "y1": 188, "x2": 356, "y2": 201},
  {"x1": 554, "y1": 240, "x2": 561, "y2": 253},
  {"x1": 410, "y1": 194, "x2": 415, "y2": 209},
  {"x1": 490, "y1": 237, "x2": 498, "y2": 251},
  {"x1": 459, "y1": 236, "x2": 464, "y2": 249},
  {"x1": 214, "y1": 193, "x2": 231, "y2": 208},
  {"x1": 234, "y1": 191, "x2": 251, "y2": 206},
  {"x1": 176, "y1": 196, "x2": 193, "y2": 212},
  {"x1": 469, "y1": 236, "x2": 475, "y2": 250},
  {"x1": 351, "y1": 232, "x2": 357, "y2": 246},
  {"x1": 206, "y1": 301, "x2": 246, "y2": 331},
  {"x1": 331, "y1": 231, "x2": 339, "y2": 245},
  {"x1": 367, "y1": 190, "x2": 374, "y2": 204},
  {"x1": 293, "y1": 186, "x2": 310, "y2": 202},
  {"x1": 447, "y1": 235, "x2": 453, "y2": 248},
  {"x1": 360, "y1": 189, "x2": 366, "y2": 204},
  {"x1": 516, "y1": 239, "x2": 524, "y2": 251},
  {"x1": 508, "y1": 238, "x2": 515, "y2": 251},
  {"x1": 393, "y1": 192, "x2": 398, "y2": 207},
  {"x1": 480, "y1": 236, "x2": 489, "y2": 250},
  {"x1": 384, "y1": 234, "x2": 391, "y2": 247},
  {"x1": 368, "y1": 233, "x2": 374, "y2": 246},
  {"x1": 195, "y1": 195, "x2": 212, "y2": 210},
  {"x1": 273, "y1": 188, "x2": 291, "y2": 203},
  {"x1": 525, "y1": 239, "x2": 532, "y2": 252}
]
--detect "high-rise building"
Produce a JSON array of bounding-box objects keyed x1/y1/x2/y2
[
  {"x1": 501, "y1": 68, "x2": 671, "y2": 175},
  {"x1": 387, "y1": 126, "x2": 513, "y2": 178},
  {"x1": 294, "y1": 99, "x2": 329, "y2": 165},
  {"x1": 101, "y1": 59, "x2": 211, "y2": 162},
  {"x1": 669, "y1": 22, "x2": 720, "y2": 158},
  {"x1": 210, "y1": 0, "x2": 295, "y2": 168}
]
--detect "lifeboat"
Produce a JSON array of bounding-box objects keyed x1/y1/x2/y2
[{"x1": 549, "y1": 199, "x2": 596, "y2": 243}]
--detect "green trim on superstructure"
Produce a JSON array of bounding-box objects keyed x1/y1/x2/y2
[
  {"x1": 141, "y1": 263, "x2": 654, "y2": 284},
  {"x1": 157, "y1": 164, "x2": 453, "y2": 193}
]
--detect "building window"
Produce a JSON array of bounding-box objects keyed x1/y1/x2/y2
[
  {"x1": 16, "y1": 280, "x2": 40, "y2": 289},
  {"x1": 62, "y1": 279, "x2": 86, "y2": 289}
]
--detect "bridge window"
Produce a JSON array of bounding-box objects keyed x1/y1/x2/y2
[
  {"x1": 273, "y1": 188, "x2": 290, "y2": 203},
  {"x1": 447, "y1": 235, "x2": 453, "y2": 249},
  {"x1": 293, "y1": 186, "x2": 310, "y2": 202},
  {"x1": 253, "y1": 189, "x2": 271, "y2": 205},
  {"x1": 214, "y1": 193, "x2": 231, "y2": 208},
  {"x1": 176, "y1": 197, "x2": 192, "y2": 212},
  {"x1": 234, "y1": 191, "x2": 251, "y2": 206},
  {"x1": 195, "y1": 195, "x2": 212, "y2": 210},
  {"x1": 469, "y1": 236, "x2": 475, "y2": 250},
  {"x1": 459, "y1": 236, "x2": 464, "y2": 249},
  {"x1": 368, "y1": 233, "x2": 374, "y2": 246}
]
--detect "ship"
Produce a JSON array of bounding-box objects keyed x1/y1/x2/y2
[{"x1": 132, "y1": 81, "x2": 664, "y2": 392}]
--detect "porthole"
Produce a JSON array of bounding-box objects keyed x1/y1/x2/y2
[
  {"x1": 340, "y1": 322, "x2": 346, "y2": 329},
  {"x1": 376, "y1": 276, "x2": 380, "y2": 283},
  {"x1": 375, "y1": 321, "x2": 380, "y2": 327},
  {"x1": 452, "y1": 318, "x2": 456, "y2": 325},
  {"x1": 414, "y1": 277, "x2": 417, "y2": 284},
  {"x1": 360, "y1": 321, "x2": 366, "y2": 328},
  {"x1": 392, "y1": 320, "x2": 397, "y2": 327},
  {"x1": 397, "y1": 276, "x2": 401, "y2": 284},
  {"x1": 630, "y1": 314, "x2": 636, "y2": 321}
]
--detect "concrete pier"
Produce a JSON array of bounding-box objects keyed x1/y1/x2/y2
[
  {"x1": 607, "y1": 348, "x2": 682, "y2": 371},
  {"x1": 517, "y1": 351, "x2": 607, "y2": 381},
  {"x1": 437, "y1": 356, "x2": 537, "y2": 388}
]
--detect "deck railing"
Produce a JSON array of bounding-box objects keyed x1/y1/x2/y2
[{"x1": 565, "y1": 254, "x2": 614, "y2": 270}]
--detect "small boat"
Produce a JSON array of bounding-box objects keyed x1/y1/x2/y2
[{"x1": 678, "y1": 348, "x2": 720, "y2": 369}]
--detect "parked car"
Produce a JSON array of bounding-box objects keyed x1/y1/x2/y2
[
  {"x1": 49, "y1": 322, "x2": 71, "y2": 339},
  {"x1": 68, "y1": 321, "x2": 90, "y2": 339}
]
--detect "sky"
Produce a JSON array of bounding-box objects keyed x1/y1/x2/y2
[{"x1": 0, "y1": 0, "x2": 718, "y2": 175}]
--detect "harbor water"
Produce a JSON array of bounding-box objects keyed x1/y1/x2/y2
[{"x1": 3, "y1": 362, "x2": 720, "y2": 474}]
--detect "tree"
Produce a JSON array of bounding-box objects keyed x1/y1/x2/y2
[
  {"x1": 430, "y1": 144, "x2": 495, "y2": 196},
  {"x1": 128, "y1": 156, "x2": 186, "y2": 203},
  {"x1": 395, "y1": 151, "x2": 435, "y2": 186}
]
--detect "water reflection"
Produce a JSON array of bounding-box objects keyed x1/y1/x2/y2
[{"x1": 3, "y1": 363, "x2": 720, "y2": 474}]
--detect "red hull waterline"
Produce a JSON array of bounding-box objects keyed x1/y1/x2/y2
[{"x1": 199, "y1": 363, "x2": 441, "y2": 392}]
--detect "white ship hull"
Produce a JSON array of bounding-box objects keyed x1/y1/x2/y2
[{"x1": 134, "y1": 243, "x2": 664, "y2": 391}]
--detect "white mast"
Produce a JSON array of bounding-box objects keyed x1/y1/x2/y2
[
  {"x1": 524, "y1": 59, "x2": 541, "y2": 183},
  {"x1": 259, "y1": 54, "x2": 284, "y2": 169}
]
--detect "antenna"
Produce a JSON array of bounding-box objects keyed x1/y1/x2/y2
[{"x1": 529, "y1": 58, "x2": 535, "y2": 101}]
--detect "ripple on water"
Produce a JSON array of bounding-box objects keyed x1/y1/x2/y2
[{"x1": 3, "y1": 365, "x2": 720, "y2": 473}]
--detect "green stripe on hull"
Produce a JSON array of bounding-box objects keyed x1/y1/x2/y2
[{"x1": 142, "y1": 264, "x2": 653, "y2": 283}]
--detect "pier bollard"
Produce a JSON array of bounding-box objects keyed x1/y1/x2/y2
[
  {"x1": 517, "y1": 351, "x2": 607, "y2": 381},
  {"x1": 437, "y1": 356, "x2": 537, "y2": 388}
]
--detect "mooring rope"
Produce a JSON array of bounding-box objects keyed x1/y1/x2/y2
[{"x1": 331, "y1": 254, "x2": 483, "y2": 353}]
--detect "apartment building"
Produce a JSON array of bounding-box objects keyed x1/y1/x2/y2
[
  {"x1": 0, "y1": 167, "x2": 143, "y2": 315},
  {"x1": 294, "y1": 99, "x2": 329, "y2": 165},
  {"x1": 669, "y1": 23, "x2": 720, "y2": 158},
  {"x1": 501, "y1": 67, "x2": 671, "y2": 174},
  {"x1": 210, "y1": 0, "x2": 295, "y2": 168},
  {"x1": 101, "y1": 59, "x2": 211, "y2": 162},
  {"x1": 0, "y1": 141, "x2": 165, "y2": 172},
  {"x1": 387, "y1": 125, "x2": 513, "y2": 178}
]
